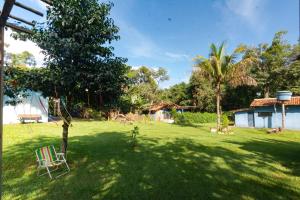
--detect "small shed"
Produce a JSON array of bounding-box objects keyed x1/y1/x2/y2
[
  {"x1": 149, "y1": 103, "x2": 179, "y2": 122},
  {"x1": 234, "y1": 96, "x2": 300, "y2": 130}
]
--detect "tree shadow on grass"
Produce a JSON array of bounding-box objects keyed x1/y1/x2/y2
[
  {"x1": 171, "y1": 123, "x2": 205, "y2": 129},
  {"x1": 3, "y1": 131, "x2": 300, "y2": 200},
  {"x1": 226, "y1": 138, "x2": 300, "y2": 177}
]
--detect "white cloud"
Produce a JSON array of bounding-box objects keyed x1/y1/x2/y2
[
  {"x1": 5, "y1": 29, "x2": 45, "y2": 66},
  {"x1": 165, "y1": 52, "x2": 190, "y2": 61},
  {"x1": 117, "y1": 20, "x2": 159, "y2": 58},
  {"x1": 225, "y1": 0, "x2": 263, "y2": 26},
  {"x1": 116, "y1": 19, "x2": 192, "y2": 64},
  {"x1": 130, "y1": 65, "x2": 159, "y2": 71},
  {"x1": 214, "y1": 0, "x2": 267, "y2": 38}
]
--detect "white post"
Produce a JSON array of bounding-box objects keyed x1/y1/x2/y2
[{"x1": 282, "y1": 103, "x2": 285, "y2": 129}]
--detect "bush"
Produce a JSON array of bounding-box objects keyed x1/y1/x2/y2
[
  {"x1": 173, "y1": 112, "x2": 230, "y2": 126},
  {"x1": 170, "y1": 108, "x2": 178, "y2": 118},
  {"x1": 174, "y1": 114, "x2": 192, "y2": 125},
  {"x1": 81, "y1": 107, "x2": 105, "y2": 120},
  {"x1": 223, "y1": 111, "x2": 234, "y2": 124},
  {"x1": 173, "y1": 112, "x2": 217, "y2": 124},
  {"x1": 131, "y1": 126, "x2": 139, "y2": 148},
  {"x1": 222, "y1": 115, "x2": 229, "y2": 128}
]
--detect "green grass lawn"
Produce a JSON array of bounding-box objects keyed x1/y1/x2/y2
[{"x1": 3, "y1": 120, "x2": 300, "y2": 200}]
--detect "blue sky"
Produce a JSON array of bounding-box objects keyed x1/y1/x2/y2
[{"x1": 2, "y1": 0, "x2": 299, "y2": 88}]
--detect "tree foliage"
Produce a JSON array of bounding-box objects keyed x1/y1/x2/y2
[
  {"x1": 194, "y1": 42, "x2": 256, "y2": 129},
  {"x1": 12, "y1": 0, "x2": 128, "y2": 154},
  {"x1": 161, "y1": 82, "x2": 191, "y2": 106},
  {"x1": 4, "y1": 50, "x2": 36, "y2": 105},
  {"x1": 244, "y1": 31, "x2": 292, "y2": 97},
  {"x1": 188, "y1": 71, "x2": 216, "y2": 112},
  {"x1": 119, "y1": 66, "x2": 169, "y2": 113}
]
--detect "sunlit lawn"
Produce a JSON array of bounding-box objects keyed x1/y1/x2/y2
[{"x1": 3, "y1": 120, "x2": 300, "y2": 199}]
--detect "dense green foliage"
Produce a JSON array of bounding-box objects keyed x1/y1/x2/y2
[
  {"x1": 172, "y1": 111, "x2": 217, "y2": 124},
  {"x1": 161, "y1": 82, "x2": 191, "y2": 106},
  {"x1": 119, "y1": 66, "x2": 169, "y2": 113},
  {"x1": 159, "y1": 31, "x2": 299, "y2": 114},
  {"x1": 194, "y1": 42, "x2": 256, "y2": 129},
  {"x1": 172, "y1": 111, "x2": 231, "y2": 126},
  {"x1": 244, "y1": 31, "x2": 299, "y2": 97},
  {"x1": 4, "y1": 50, "x2": 37, "y2": 104},
  {"x1": 188, "y1": 71, "x2": 216, "y2": 112},
  {"x1": 3, "y1": 121, "x2": 300, "y2": 199},
  {"x1": 130, "y1": 126, "x2": 139, "y2": 147},
  {"x1": 11, "y1": 0, "x2": 128, "y2": 153}
]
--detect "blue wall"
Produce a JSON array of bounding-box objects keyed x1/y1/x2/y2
[
  {"x1": 235, "y1": 106, "x2": 300, "y2": 130},
  {"x1": 235, "y1": 112, "x2": 249, "y2": 127}
]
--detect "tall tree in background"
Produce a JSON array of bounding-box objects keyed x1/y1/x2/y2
[
  {"x1": 161, "y1": 82, "x2": 191, "y2": 106},
  {"x1": 281, "y1": 44, "x2": 300, "y2": 95},
  {"x1": 188, "y1": 70, "x2": 216, "y2": 112},
  {"x1": 120, "y1": 66, "x2": 169, "y2": 113},
  {"x1": 194, "y1": 43, "x2": 256, "y2": 130},
  {"x1": 245, "y1": 31, "x2": 291, "y2": 98},
  {"x1": 13, "y1": 0, "x2": 128, "y2": 155},
  {"x1": 4, "y1": 50, "x2": 36, "y2": 105},
  {"x1": 152, "y1": 67, "x2": 169, "y2": 88}
]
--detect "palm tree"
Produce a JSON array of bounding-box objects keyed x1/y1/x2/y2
[{"x1": 194, "y1": 42, "x2": 257, "y2": 130}]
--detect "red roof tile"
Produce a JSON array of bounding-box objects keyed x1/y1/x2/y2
[
  {"x1": 250, "y1": 96, "x2": 300, "y2": 107},
  {"x1": 149, "y1": 103, "x2": 180, "y2": 111}
]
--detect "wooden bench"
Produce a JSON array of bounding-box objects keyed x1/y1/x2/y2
[{"x1": 18, "y1": 114, "x2": 42, "y2": 123}]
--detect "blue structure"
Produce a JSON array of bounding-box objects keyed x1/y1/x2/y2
[{"x1": 234, "y1": 96, "x2": 300, "y2": 130}]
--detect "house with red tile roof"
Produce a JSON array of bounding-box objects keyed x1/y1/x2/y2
[
  {"x1": 234, "y1": 96, "x2": 300, "y2": 130},
  {"x1": 149, "y1": 102, "x2": 197, "y2": 123}
]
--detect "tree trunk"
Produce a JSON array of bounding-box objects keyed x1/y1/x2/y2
[
  {"x1": 99, "y1": 94, "x2": 103, "y2": 109},
  {"x1": 60, "y1": 97, "x2": 72, "y2": 157},
  {"x1": 216, "y1": 82, "x2": 221, "y2": 131},
  {"x1": 61, "y1": 120, "x2": 69, "y2": 155},
  {"x1": 264, "y1": 86, "x2": 270, "y2": 98}
]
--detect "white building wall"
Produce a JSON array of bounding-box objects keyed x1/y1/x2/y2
[{"x1": 3, "y1": 92, "x2": 48, "y2": 124}]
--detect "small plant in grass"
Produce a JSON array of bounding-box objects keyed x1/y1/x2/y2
[
  {"x1": 222, "y1": 115, "x2": 229, "y2": 128},
  {"x1": 131, "y1": 126, "x2": 139, "y2": 148},
  {"x1": 221, "y1": 115, "x2": 233, "y2": 134}
]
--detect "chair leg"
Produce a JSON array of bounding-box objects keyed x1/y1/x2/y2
[
  {"x1": 64, "y1": 161, "x2": 70, "y2": 172},
  {"x1": 46, "y1": 166, "x2": 52, "y2": 179},
  {"x1": 37, "y1": 167, "x2": 41, "y2": 176}
]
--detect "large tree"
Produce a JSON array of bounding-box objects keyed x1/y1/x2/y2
[
  {"x1": 188, "y1": 70, "x2": 216, "y2": 112},
  {"x1": 284, "y1": 44, "x2": 300, "y2": 95},
  {"x1": 4, "y1": 50, "x2": 36, "y2": 105},
  {"x1": 120, "y1": 66, "x2": 169, "y2": 113},
  {"x1": 194, "y1": 43, "x2": 256, "y2": 130},
  {"x1": 13, "y1": 0, "x2": 128, "y2": 155},
  {"x1": 160, "y1": 82, "x2": 191, "y2": 106},
  {"x1": 244, "y1": 31, "x2": 292, "y2": 97}
]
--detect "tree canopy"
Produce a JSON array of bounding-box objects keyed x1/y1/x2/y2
[{"x1": 11, "y1": 0, "x2": 128, "y2": 154}]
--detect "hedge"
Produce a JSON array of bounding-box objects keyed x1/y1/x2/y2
[{"x1": 172, "y1": 111, "x2": 229, "y2": 126}]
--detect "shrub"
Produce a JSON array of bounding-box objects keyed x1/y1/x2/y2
[
  {"x1": 170, "y1": 108, "x2": 178, "y2": 118},
  {"x1": 131, "y1": 126, "x2": 139, "y2": 148},
  {"x1": 174, "y1": 114, "x2": 192, "y2": 125},
  {"x1": 81, "y1": 107, "x2": 105, "y2": 120},
  {"x1": 173, "y1": 112, "x2": 217, "y2": 124},
  {"x1": 173, "y1": 112, "x2": 232, "y2": 126},
  {"x1": 223, "y1": 111, "x2": 234, "y2": 125},
  {"x1": 222, "y1": 115, "x2": 229, "y2": 128}
]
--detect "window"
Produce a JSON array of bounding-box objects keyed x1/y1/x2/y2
[{"x1": 258, "y1": 112, "x2": 272, "y2": 117}]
